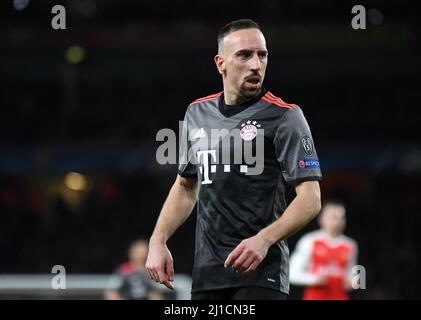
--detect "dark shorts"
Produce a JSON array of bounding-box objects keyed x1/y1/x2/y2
[{"x1": 191, "y1": 286, "x2": 288, "y2": 300}]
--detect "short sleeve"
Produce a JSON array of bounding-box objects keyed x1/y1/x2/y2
[
  {"x1": 178, "y1": 109, "x2": 197, "y2": 178},
  {"x1": 274, "y1": 107, "x2": 322, "y2": 185},
  {"x1": 290, "y1": 234, "x2": 320, "y2": 285}
]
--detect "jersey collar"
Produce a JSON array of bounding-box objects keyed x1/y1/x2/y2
[{"x1": 218, "y1": 88, "x2": 267, "y2": 118}]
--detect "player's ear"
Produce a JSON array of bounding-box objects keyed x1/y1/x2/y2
[{"x1": 214, "y1": 54, "x2": 225, "y2": 75}]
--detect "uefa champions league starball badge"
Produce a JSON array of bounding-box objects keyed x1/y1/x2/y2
[{"x1": 240, "y1": 120, "x2": 261, "y2": 141}]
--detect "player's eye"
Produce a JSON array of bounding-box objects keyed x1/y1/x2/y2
[
  {"x1": 237, "y1": 51, "x2": 252, "y2": 59},
  {"x1": 258, "y1": 52, "x2": 268, "y2": 59}
]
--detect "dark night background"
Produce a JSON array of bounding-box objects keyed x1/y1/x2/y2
[{"x1": 0, "y1": 0, "x2": 420, "y2": 299}]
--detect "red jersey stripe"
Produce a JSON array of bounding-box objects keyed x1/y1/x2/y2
[
  {"x1": 262, "y1": 96, "x2": 293, "y2": 109},
  {"x1": 266, "y1": 92, "x2": 288, "y2": 105},
  {"x1": 264, "y1": 92, "x2": 298, "y2": 109},
  {"x1": 190, "y1": 92, "x2": 223, "y2": 105}
]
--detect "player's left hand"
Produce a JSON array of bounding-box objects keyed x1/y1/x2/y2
[
  {"x1": 224, "y1": 235, "x2": 271, "y2": 274},
  {"x1": 343, "y1": 278, "x2": 354, "y2": 291}
]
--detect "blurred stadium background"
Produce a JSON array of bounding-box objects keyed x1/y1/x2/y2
[{"x1": 0, "y1": 0, "x2": 420, "y2": 299}]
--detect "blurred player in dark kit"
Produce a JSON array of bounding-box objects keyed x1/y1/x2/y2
[{"x1": 105, "y1": 239, "x2": 163, "y2": 300}]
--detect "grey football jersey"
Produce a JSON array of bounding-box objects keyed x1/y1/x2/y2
[{"x1": 178, "y1": 89, "x2": 322, "y2": 294}]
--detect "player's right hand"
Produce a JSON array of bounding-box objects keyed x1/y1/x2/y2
[{"x1": 145, "y1": 242, "x2": 174, "y2": 290}]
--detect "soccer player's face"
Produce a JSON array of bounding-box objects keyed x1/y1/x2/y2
[
  {"x1": 320, "y1": 205, "x2": 346, "y2": 236},
  {"x1": 219, "y1": 29, "x2": 268, "y2": 99},
  {"x1": 129, "y1": 243, "x2": 148, "y2": 267}
]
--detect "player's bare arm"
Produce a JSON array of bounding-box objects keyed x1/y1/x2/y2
[
  {"x1": 146, "y1": 175, "x2": 198, "y2": 289},
  {"x1": 225, "y1": 180, "x2": 321, "y2": 274}
]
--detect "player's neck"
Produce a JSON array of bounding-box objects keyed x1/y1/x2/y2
[
  {"x1": 223, "y1": 87, "x2": 262, "y2": 106},
  {"x1": 224, "y1": 95, "x2": 248, "y2": 106},
  {"x1": 323, "y1": 229, "x2": 342, "y2": 239}
]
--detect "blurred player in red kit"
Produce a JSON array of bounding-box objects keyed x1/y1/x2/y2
[{"x1": 289, "y1": 201, "x2": 358, "y2": 300}]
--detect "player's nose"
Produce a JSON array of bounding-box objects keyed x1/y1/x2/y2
[{"x1": 249, "y1": 53, "x2": 262, "y2": 71}]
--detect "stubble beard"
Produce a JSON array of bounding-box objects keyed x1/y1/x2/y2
[{"x1": 239, "y1": 82, "x2": 262, "y2": 99}]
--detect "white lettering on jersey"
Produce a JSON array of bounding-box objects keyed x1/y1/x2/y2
[{"x1": 197, "y1": 150, "x2": 216, "y2": 184}]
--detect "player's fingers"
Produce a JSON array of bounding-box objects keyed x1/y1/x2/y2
[
  {"x1": 232, "y1": 251, "x2": 250, "y2": 271},
  {"x1": 244, "y1": 260, "x2": 260, "y2": 274},
  {"x1": 149, "y1": 267, "x2": 161, "y2": 283},
  {"x1": 146, "y1": 266, "x2": 156, "y2": 281},
  {"x1": 146, "y1": 269, "x2": 155, "y2": 281},
  {"x1": 153, "y1": 270, "x2": 160, "y2": 283},
  {"x1": 238, "y1": 256, "x2": 254, "y2": 273},
  {"x1": 165, "y1": 259, "x2": 174, "y2": 282},
  {"x1": 162, "y1": 280, "x2": 174, "y2": 290},
  {"x1": 157, "y1": 269, "x2": 168, "y2": 285},
  {"x1": 224, "y1": 246, "x2": 243, "y2": 268},
  {"x1": 158, "y1": 269, "x2": 174, "y2": 290}
]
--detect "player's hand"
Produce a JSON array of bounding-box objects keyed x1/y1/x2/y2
[
  {"x1": 314, "y1": 274, "x2": 327, "y2": 286},
  {"x1": 145, "y1": 241, "x2": 174, "y2": 290},
  {"x1": 343, "y1": 278, "x2": 353, "y2": 291},
  {"x1": 224, "y1": 234, "x2": 271, "y2": 274}
]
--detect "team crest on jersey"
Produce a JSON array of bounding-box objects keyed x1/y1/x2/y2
[
  {"x1": 301, "y1": 135, "x2": 313, "y2": 155},
  {"x1": 240, "y1": 120, "x2": 261, "y2": 141}
]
